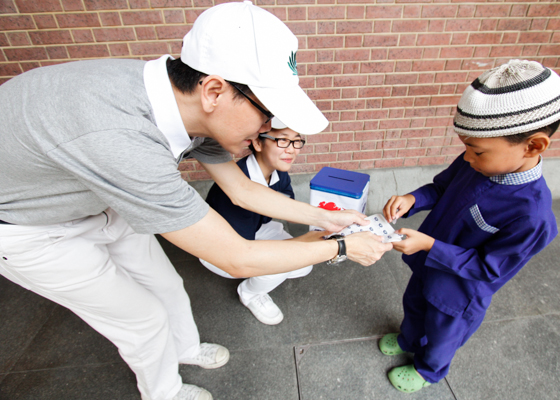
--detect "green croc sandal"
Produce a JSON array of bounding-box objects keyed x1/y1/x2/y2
[
  {"x1": 379, "y1": 333, "x2": 406, "y2": 355},
  {"x1": 388, "y1": 364, "x2": 431, "y2": 393}
]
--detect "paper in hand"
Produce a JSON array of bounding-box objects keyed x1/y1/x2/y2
[{"x1": 325, "y1": 214, "x2": 405, "y2": 243}]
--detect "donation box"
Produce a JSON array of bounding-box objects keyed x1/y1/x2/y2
[{"x1": 309, "y1": 167, "x2": 370, "y2": 231}]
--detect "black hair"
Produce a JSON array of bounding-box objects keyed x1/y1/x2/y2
[
  {"x1": 503, "y1": 120, "x2": 560, "y2": 144},
  {"x1": 166, "y1": 57, "x2": 251, "y2": 101}
]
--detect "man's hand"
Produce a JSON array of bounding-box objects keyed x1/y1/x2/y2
[
  {"x1": 391, "y1": 228, "x2": 435, "y2": 255},
  {"x1": 318, "y1": 209, "x2": 369, "y2": 233},
  {"x1": 344, "y1": 232, "x2": 393, "y2": 266},
  {"x1": 383, "y1": 194, "x2": 416, "y2": 223}
]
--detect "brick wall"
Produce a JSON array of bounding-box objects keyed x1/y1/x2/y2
[{"x1": 1, "y1": 0, "x2": 559, "y2": 182}]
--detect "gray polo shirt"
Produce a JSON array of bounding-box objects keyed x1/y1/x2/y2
[{"x1": 0, "y1": 57, "x2": 231, "y2": 234}]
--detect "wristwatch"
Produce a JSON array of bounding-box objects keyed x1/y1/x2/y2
[{"x1": 327, "y1": 235, "x2": 347, "y2": 265}]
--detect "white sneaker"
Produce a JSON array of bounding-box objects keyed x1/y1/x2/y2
[
  {"x1": 241, "y1": 294, "x2": 284, "y2": 325},
  {"x1": 172, "y1": 384, "x2": 212, "y2": 400},
  {"x1": 180, "y1": 343, "x2": 230, "y2": 369}
]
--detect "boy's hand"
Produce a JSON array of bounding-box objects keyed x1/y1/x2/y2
[
  {"x1": 319, "y1": 209, "x2": 369, "y2": 233},
  {"x1": 383, "y1": 194, "x2": 416, "y2": 223},
  {"x1": 391, "y1": 228, "x2": 435, "y2": 255},
  {"x1": 345, "y1": 232, "x2": 393, "y2": 266}
]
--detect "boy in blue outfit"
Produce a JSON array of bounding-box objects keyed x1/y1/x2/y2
[
  {"x1": 379, "y1": 59, "x2": 560, "y2": 393},
  {"x1": 200, "y1": 118, "x2": 312, "y2": 325}
]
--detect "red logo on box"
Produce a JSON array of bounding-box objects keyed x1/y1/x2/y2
[{"x1": 318, "y1": 201, "x2": 345, "y2": 211}]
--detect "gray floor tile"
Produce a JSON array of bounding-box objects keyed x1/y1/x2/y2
[
  {"x1": 295, "y1": 338, "x2": 455, "y2": 400},
  {"x1": 179, "y1": 346, "x2": 299, "y2": 400},
  {"x1": 9, "y1": 306, "x2": 121, "y2": 372},
  {"x1": 448, "y1": 314, "x2": 560, "y2": 400},
  {"x1": 0, "y1": 277, "x2": 57, "y2": 374},
  {"x1": 0, "y1": 363, "x2": 138, "y2": 400}
]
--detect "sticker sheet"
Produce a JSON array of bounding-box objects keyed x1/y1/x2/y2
[{"x1": 325, "y1": 214, "x2": 405, "y2": 243}]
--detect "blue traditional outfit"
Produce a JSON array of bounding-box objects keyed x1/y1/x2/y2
[{"x1": 398, "y1": 154, "x2": 557, "y2": 383}]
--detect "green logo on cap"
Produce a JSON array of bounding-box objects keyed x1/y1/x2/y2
[{"x1": 288, "y1": 51, "x2": 297, "y2": 76}]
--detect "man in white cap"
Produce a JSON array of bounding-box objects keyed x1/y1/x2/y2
[{"x1": 0, "y1": 2, "x2": 392, "y2": 400}]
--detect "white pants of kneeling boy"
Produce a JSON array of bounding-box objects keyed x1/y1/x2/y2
[
  {"x1": 199, "y1": 221, "x2": 313, "y2": 306},
  {"x1": 0, "y1": 209, "x2": 201, "y2": 400}
]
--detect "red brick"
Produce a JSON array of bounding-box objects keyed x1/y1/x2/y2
[
  {"x1": 457, "y1": 5, "x2": 475, "y2": 18},
  {"x1": 521, "y1": 45, "x2": 539, "y2": 57},
  {"x1": 331, "y1": 142, "x2": 361, "y2": 152},
  {"x1": 4, "y1": 47, "x2": 49, "y2": 61},
  {"x1": 345, "y1": 35, "x2": 363, "y2": 48},
  {"x1": 548, "y1": 19, "x2": 560, "y2": 31},
  {"x1": 418, "y1": 156, "x2": 446, "y2": 166},
  {"x1": 62, "y1": 0, "x2": 85, "y2": 11},
  {"x1": 56, "y1": 13, "x2": 101, "y2": 28},
  {"x1": 358, "y1": 87, "x2": 391, "y2": 98},
  {"x1": 399, "y1": 34, "x2": 415, "y2": 47},
  {"x1": 412, "y1": 60, "x2": 445, "y2": 72},
  {"x1": 392, "y1": 20, "x2": 428, "y2": 33},
  {"x1": 375, "y1": 158, "x2": 404, "y2": 169},
  {"x1": 528, "y1": 4, "x2": 560, "y2": 17},
  {"x1": 440, "y1": 46, "x2": 473, "y2": 59},
  {"x1": 531, "y1": 19, "x2": 548, "y2": 31},
  {"x1": 122, "y1": 11, "x2": 163, "y2": 25},
  {"x1": 93, "y1": 27, "x2": 135, "y2": 42},
  {"x1": 334, "y1": 49, "x2": 369, "y2": 62},
  {"x1": 285, "y1": 21, "x2": 316, "y2": 35},
  {"x1": 129, "y1": 0, "x2": 150, "y2": 9},
  {"x1": 347, "y1": 6, "x2": 365, "y2": 20},
  {"x1": 288, "y1": 7, "x2": 307, "y2": 21},
  {"x1": 445, "y1": 19, "x2": 480, "y2": 32},
  {"x1": 380, "y1": 139, "x2": 406, "y2": 149},
  {"x1": 67, "y1": 44, "x2": 109, "y2": 58},
  {"x1": 150, "y1": 0, "x2": 190, "y2": 7},
  {"x1": 356, "y1": 131, "x2": 384, "y2": 141},
  {"x1": 316, "y1": 76, "x2": 333, "y2": 87},
  {"x1": 354, "y1": 150, "x2": 383, "y2": 161},
  {"x1": 1, "y1": 15, "x2": 35, "y2": 31},
  {"x1": 502, "y1": 32, "x2": 518, "y2": 44},
  {"x1": 0, "y1": 62, "x2": 22, "y2": 76},
  {"x1": 388, "y1": 48, "x2": 422, "y2": 60},
  {"x1": 192, "y1": 0, "x2": 212, "y2": 6},
  {"x1": 108, "y1": 43, "x2": 128, "y2": 57},
  {"x1": 395, "y1": 61, "x2": 412, "y2": 73},
  {"x1": 421, "y1": 5, "x2": 457, "y2": 18},
  {"x1": 403, "y1": 5, "x2": 421, "y2": 18},
  {"x1": 84, "y1": 0, "x2": 128, "y2": 10},
  {"x1": 336, "y1": 21, "x2": 372, "y2": 34},
  {"x1": 363, "y1": 34, "x2": 398, "y2": 47},
  {"x1": 475, "y1": 4, "x2": 510, "y2": 18},
  {"x1": 374, "y1": 20, "x2": 391, "y2": 33},
  {"x1": 99, "y1": 12, "x2": 122, "y2": 26},
  {"x1": 0, "y1": 0, "x2": 17, "y2": 13},
  {"x1": 401, "y1": 128, "x2": 431, "y2": 138},
  {"x1": 317, "y1": 21, "x2": 335, "y2": 34},
  {"x1": 430, "y1": 95, "x2": 461, "y2": 106},
  {"x1": 298, "y1": 50, "x2": 316, "y2": 63},
  {"x1": 408, "y1": 85, "x2": 439, "y2": 96},
  {"x1": 7, "y1": 32, "x2": 30, "y2": 46},
  {"x1": 417, "y1": 33, "x2": 452, "y2": 46},
  {"x1": 519, "y1": 32, "x2": 552, "y2": 44},
  {"x1": 308, "y1": 6, "x2": 345, "y2": 20},
  {"x1": 382, "y1": 97, "x2": 413, "y2": 108},
  {"x1": 46, "y1": 46, "x2": 69, "y2": 59},
  {"x1": 435, "y1": 72, "x2": 467, "y2": 83},
  {"x1": 540, "y1": 45, "x2": 560, "y2": 56},
  {"x1": 497, "y1": 19, "x2": 531, "y2": 32},
  {"x1": 489, "y1": 45, "x2": 522, "y2": 58},
  {"x1": 335, "y1": 75, "x2": 367, "y2": 88},
  {"x1": 510, "y1": 4, "x2": 528, "y2": 17},
  {"x1": 136, "y1": 27, "x2": 157, "y2": 40},
  {"x1": 333, "y1": 99, "x2": 365, "y2": 110},
  {"x1": 392, "y1": 86, "x2": 407, "y2": 96},
  {"x1": 399, "y1": 148, "x2": 426, "y2": 158},
  {"x1": 365, "y1": 5, "x2": 402, "y2": 19},
  {"x1": 20, "y1": 61, "x2": 41, "y2": 71},
  {"x1": 428, "y1": 20, "x2": 445, "y2": 33},
  {"x1": 385, "y1": 73, "x2": 417, "y2": 85},
  {"x1": 361, "y1": 61, "x2": 393, "y2": 73},
  {"x1": 15, "y1": 0, "x2": 62, "y2": 12},
  {"x1": 308, "y1": 153, "x2": 337, "y2": 163},
  {"x1": 164, "y1": 10, "x2": 185, "y2": 24},
  {"x1": 468, "y1": 33, "x2": 502, "y2": 45},
  {"x1": 156, "y1": 25, "x2": 189, "y2": 40},
  {"x1": 480, "y1": 19, "x2": 498, "y2": 32},
  {"x1": 370, "y1": 48, "x2": 387, "y2": 61},
  {"x1": 308, "y1": 63, "x2": 342, "y2": 75},
  {"x1": 307, "y1": 88, "x2": 341, "y2": 100},
  {"x1": 72, "y1": 29, "x2": 94, "y2": 43}
]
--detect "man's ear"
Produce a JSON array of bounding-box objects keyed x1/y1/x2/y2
[
  {"x1": 525, "y1": 132, "x2": 550, "y2": 157},
  {"x1": 199, "y1": 75, "x2": 228, "y2": 113},
  {"x1": 251, "y1": 136, "x2": 264, "y2": 152}
]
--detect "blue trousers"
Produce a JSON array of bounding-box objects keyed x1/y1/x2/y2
[{"x1": 396, "y1": 273, "x2": 486, "y2": 383}]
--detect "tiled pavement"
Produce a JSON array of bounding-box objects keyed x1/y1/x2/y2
[{"x1": 1, "y1": 202, "x2": 559, "y2": 400}]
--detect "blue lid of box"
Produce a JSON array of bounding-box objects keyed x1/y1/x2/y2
[{"x1": 310, "y1": 167, "x2": 370, "y2": 199}]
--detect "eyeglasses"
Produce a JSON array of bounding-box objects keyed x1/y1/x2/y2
[
  {"x1": 229, "y1": 82, "x2": 274, "y2": 124},
  {"x1": 259, "y1": 133, "x2": 306, "y2": 149}
]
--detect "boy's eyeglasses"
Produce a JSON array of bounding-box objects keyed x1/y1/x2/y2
[
  {"x1": 259, "y1": 133, "x2": 306, "y2": 149},
  {"x1": 229, "y1": 82, "x2": 274, "y2": 124}
]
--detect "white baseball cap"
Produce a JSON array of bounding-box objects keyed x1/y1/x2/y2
[{"x1": 181, "y1": 0, "x2": 329, "y2": 135}]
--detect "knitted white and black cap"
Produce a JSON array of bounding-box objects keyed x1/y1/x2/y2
[{"x1": 454, "y1": 59, "x2": 560, "y2": 137}]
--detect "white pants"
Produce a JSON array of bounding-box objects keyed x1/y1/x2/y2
[
  {"x1": 199, "y1": 221, "x2": 313, "y2": 304},
  {"x1": 0, "y1": 209, "x2": 199, "y2": 400}
]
